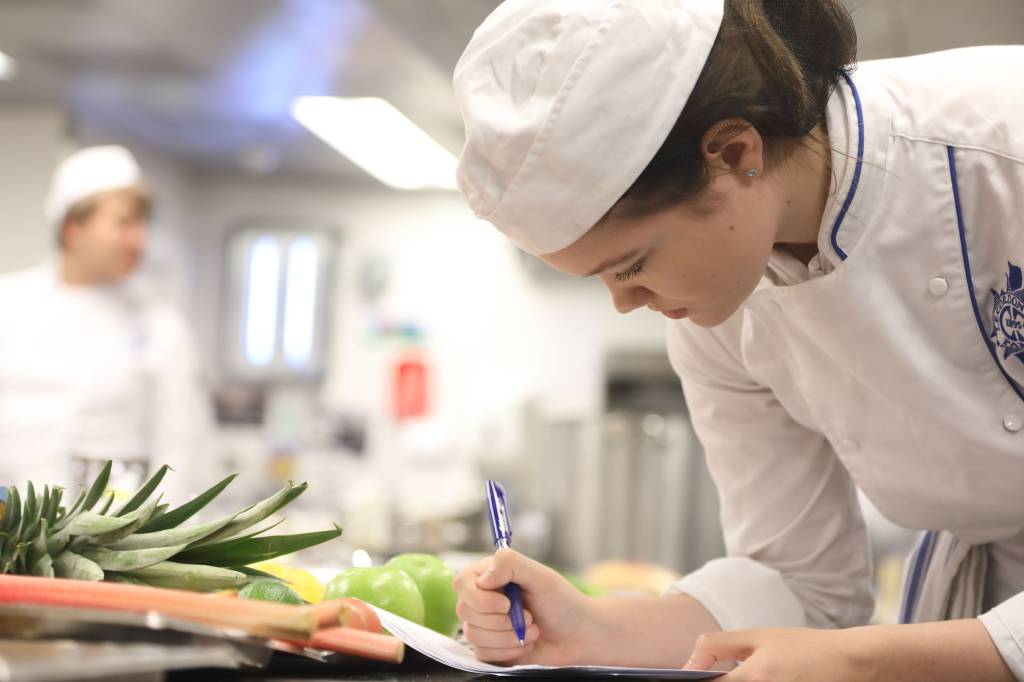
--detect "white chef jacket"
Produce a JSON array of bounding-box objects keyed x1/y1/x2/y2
[
  {"x1": 0, "y1": 261, "x2": 211, "y2": 504},
  {"x1": 663, "y1": 46, "x2": 1024, "y2": 677}
]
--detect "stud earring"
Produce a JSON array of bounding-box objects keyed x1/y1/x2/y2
[{"x1": 746, "y1": 169, "x2": 760, "y2": 178}]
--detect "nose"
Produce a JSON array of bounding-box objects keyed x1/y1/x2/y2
[{"x1": 604, "y1": 280, "x2": 652, "y2": 314}]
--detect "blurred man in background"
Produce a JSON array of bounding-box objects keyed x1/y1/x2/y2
[{"x1": 0, "y1": 145, "x2": 210, "y2": 502}]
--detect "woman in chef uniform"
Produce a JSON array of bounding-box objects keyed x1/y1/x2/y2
[{"x1": 450, "y1": 0, "x2": 1024, "y2": 680}]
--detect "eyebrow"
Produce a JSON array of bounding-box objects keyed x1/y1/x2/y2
[{"x1": 583, "y1": 248, "x2": 643, "y2": 277}]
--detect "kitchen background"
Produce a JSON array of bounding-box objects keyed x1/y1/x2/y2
[{"x1": 0, "y1": 0, "x2": 1021, "y2": 624}]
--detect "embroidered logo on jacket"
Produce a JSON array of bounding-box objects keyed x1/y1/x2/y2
[{"x1": 992, "y1": 261, "x2": 1024, "y2": 365}]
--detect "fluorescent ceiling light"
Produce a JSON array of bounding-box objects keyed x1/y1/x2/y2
[
  {"x1": 292, "y1": 96, "x2": 457, "y2": 191},
  {"x1": 0, "y1": 51, "x2": 16, "y2": 81}
]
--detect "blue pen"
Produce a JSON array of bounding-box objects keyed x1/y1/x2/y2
[{"x1": 485, "y1": 480, "x2": 528, "y2": 646}]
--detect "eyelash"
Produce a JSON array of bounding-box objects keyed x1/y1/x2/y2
[{"x1": 614, "y1": 260, "x2": 644, "y2": 282}]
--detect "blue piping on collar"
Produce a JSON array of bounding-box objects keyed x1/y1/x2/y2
[{"x1": 829, "y1": 71, "x2": 865, "y2": 262}]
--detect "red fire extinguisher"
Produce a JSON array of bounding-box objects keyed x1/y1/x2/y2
[{"x1": 392, "y1": 354, "x2": 429, "y2": 420}]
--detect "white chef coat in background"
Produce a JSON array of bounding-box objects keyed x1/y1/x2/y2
[
  {"x1": 0, "y1": 261, "x2": 211, "y2": 505},
  {"x1": 664, "y1": 46, "x2": 1024, "y2": 678}
]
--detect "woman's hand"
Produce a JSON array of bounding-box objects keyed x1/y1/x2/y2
[
  {"x1": 686, "y1": 628, "x2": 854, "y2": 681},
  {"x1": 685, "y1": 620, "x2": 1016, "y2": 682},
  {"x1": 452, "y1": 547, "x2": 598, "y2": 666}
]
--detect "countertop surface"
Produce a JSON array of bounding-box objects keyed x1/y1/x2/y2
[{"x1": 168, "y1": 649, "x2": 495, "y2": 681}]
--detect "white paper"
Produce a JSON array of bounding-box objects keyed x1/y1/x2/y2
[{"x1": 370, "y1": 606, "x2": 723, "y2": 678}]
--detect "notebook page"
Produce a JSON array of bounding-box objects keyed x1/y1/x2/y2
[{"x1": 370, "y1": 606, "x2": 722, "y2": 678}]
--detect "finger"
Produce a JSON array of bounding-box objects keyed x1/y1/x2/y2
[
  {"x1": 463, "y1": 622, "x2": 540, "y2": 649},
  {"x1": 456, "y1": 606, "x2": 534, "y2": 632},
  {"x1": 685, "y1": 631, "x2": 758, "y2": 670},
  {"x1": 473, "y1": 642, "x2": 536, "y2": 664},
  {"x1": 453, "y1": 557, "x2": 493, "y2": 592},
  {"x1": 458, "y1": 584, "x2": 512, "y2": 616},
  {"x1": 476, "y1": 547, "x2": 552, "y2": 591}
]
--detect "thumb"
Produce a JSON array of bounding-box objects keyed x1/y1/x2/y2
[
  {"x1": 684, "y1": 631, "x2": 757, "y2": 670},
  {"x1": 476, "y1": 547, "x2": 547, "y2": 591}
]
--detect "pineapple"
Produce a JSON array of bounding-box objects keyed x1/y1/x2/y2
[{"x1": 0, "y1": 461, "x2": 341, "y2": 591}]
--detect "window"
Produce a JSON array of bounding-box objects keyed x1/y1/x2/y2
[{"x1": 223, "y1": 228, "x2": 335, "y2": 380}]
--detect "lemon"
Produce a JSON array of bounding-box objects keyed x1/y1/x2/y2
[
  {"x1": 251, "y1": 561, "x2": 326, "y2": 604},
  {"x1": 239, "y1": 579, "x2": 305, "y2": 605}
]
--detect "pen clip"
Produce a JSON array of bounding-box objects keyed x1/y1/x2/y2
[{"x1": 486, "y1": 480, "x2": 512, "y2": 548}]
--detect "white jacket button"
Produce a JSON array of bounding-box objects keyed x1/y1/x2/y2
[
  {"x1": 928, "y1": 277, "x2": 949, "y2": 297},
  {"x1": 1004, "y1": 414, "x2": 1023, "y2": 433},
  {"x1": 840, "y1": 438, "x2": 860, "y2": 451}
]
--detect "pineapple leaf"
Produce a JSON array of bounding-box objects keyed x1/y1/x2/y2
[
  {"x1": 82, "y1": 461, "x2": 113, "y2": 511},
  {"x1": 82, "y1": 544, "x2": 187, "y2": 572},
  {"x1": 23, "y1": 482, "x2": 36, "y2": 526},
  {"x1": 46, "y1": 487, "x2": 64, "y2": 527},
  {"x1": 45, "y1": 523, "x2": 72, "y2": 557},
  {"x1": 39, "y1": 486, "x2": 50, "y2": 523},
  {"x1": 124, "y1": 561, "x2": 248, "y2": 591},
  {"x1": 96, "y1": 491, "x2": 116, "y2": 516},
  {"x1": 191, "y1": 482, "x2": 306, "y2": 547},
  {"x1": 52, "y1": 489, "x2": 86, "y2": 532},
  {"x1": 3, "y1": 487, "x2": 21, "y2": 536},
  {"x1": 105, "y1": 572, "x2": 150, "y2": 586},
  {"x1": 174, "y1": 525, "x2": 342, "y2": 567},
  {"x1": 138, "y1": 474, "x2": 236, "y2": 533},
  {"x1": 53, "y1": 550, "x2": 105, "y2": 581},
  {"x1": 215, "y1": 517, "x2": 285, "y2": 544},
  {"x1": 67, "y1": 511, "x2": 135, "y2": 538},
  {"x1": 88, "y1": 495, "x2": 163, "y2": 546},
  {"x1": 30, "y1": 553, "x2": 53, "y2": 578},
  {"x1": 115, "y1": 465, "x2": 170, "y2": 517},
  {"x1": 110, "y1": 513, "x2": 238, "y2": 551},
  {"x1": 27, "y1": 519, "x2": 48, "y2": 571}
]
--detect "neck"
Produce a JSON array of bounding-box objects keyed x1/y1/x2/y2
[{"x1": 774, "y1": 124, "x2": 832, "y2": 265}]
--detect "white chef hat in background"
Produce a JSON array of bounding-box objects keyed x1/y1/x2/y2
[
  {"x1": 454, "y1": 0, "x2": 725, "y2": 256},
  {"x1": 44, "y1": 145, "x2": 145, "y2": 226}
]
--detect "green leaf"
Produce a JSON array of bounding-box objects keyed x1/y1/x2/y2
[
  {"x1": 53, "y1": 550, "x2": 105, "y2": 581},
  {"x1": 46, "y1": 486, "x2": 64, "y2": 527},
  {"x1": 82, "y1": 544, "x2": 186, "y2": 572},
  {"x1": 52, "y1": 489, "x2": 86, "y2": 532},
  {"x1": 110, "y1": 513, "x2": 237, "y2": 551},
  {"x1": 3, "y1": 487, "x2": 21, "y2": 536},
  {"x1": 124, "y1": 561, "x2": 248, "y2": 591},
  {"x1": 213, "y1": 517, "x2": 284, "y2": 545},
  {"x1": 175, "y1": 525, "x2": 342, "y2": 567},
  {"x1": 96, "y1": 491, "x2": 116, "y2": 516},
  {"x1": 88, "y1": 495, "x2": 163, "y2": 545},
  {"x1": 26, "y1": 519, "x2": 47, "y2": 570},
  {"x1": 138, "y1": 474, "x2": 236, "y2": 533},
  {"x1": 23, "y1": 482, "x2": 36, "y2": 528},
  {"x1": 30, "y1": 553, "x2": 53, "y2": 578},
  {"x1": 83, "y1": 461, "x2": 113, "y2": 511},
  {"x1": 104, "y1": 572, "x2": 150, "y2": 586},
  {"x1": 115, "y1": 465, "x2": 170, "y2": 517},
  {"x1": 67, "y1": 511, "x2": 135, "y2": 538},
  {"x1": 191, "y1": 482, "x2": 306, "y2": 547}
]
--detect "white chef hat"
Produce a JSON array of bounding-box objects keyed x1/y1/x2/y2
[
  {"x1": 44, "y1": 145, "x2": 145, "y2": 226},
  {"x1": 454, "y1": 0, "x2": 724, "y2": 256}
]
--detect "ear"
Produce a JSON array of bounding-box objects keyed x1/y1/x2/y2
[{"x1": 701, "y1": 118, "x2": 765, "y2": 178}]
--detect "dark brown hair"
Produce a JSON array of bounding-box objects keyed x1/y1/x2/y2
[{"x1": 606, "y1": 0, "x2": 856, "y2": 220}]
